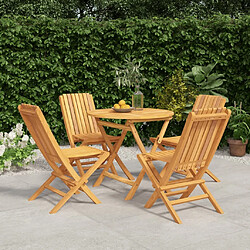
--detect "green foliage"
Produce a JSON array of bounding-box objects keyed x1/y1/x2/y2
[
  {"x1": 0, "y1": 0, "x2": 77, "y2": 18},
  {"x1": 227, "y1": 103, "x2": 250, "y2": 143},
  {"x1": 184, "y1": 63, "x2": 228, "y2": 100},
  {"x1": 114, "y1": 57, "x2": 147, "y2": 88},
  {"x1": 0, "y1": 0, "x2": 249, "y2": 20},
  {"x1": 0, "y1": 123, "x2": 36, "y2": 171},
  {"x1": 0, "y1": 15, "x2": 249, "y2": 145},
  {"x1": 156, "y1": 69, "x2": 197, "y2": 122}
]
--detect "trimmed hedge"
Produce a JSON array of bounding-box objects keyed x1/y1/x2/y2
[{"x1": 0, "y1": 15, "x2": 249, "y2": 145}]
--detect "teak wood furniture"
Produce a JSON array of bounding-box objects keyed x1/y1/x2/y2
[
  {"x1": 137, "y1": 107, "x2": 231, "y2": 223},
  {"x1": 18, "y1": 104, "x2": 109, "y2": 214},
  {"x1": 59, "y1": 93, "x2": 126, "y2": 176},
  {"x1": 150, "y1": 95, "x2": 226, "y2": 182},
  {"x1": 88, "y1": 108, "x2": 174, "y2": 199}
]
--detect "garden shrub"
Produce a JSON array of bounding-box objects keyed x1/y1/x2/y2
[
  {"x1": 156, "y1": 69, "x2": 197, "y2": 122},
  {"x1": 0, "y1": 15, "x2": 249, "y2": 145},
  {"x1": 0, "y1": 123, "x2": 36, "y2": 171}
]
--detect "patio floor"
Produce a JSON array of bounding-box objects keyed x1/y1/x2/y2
[{"x1": 0, "y1": 156, "x2": 250, "y2": 249}]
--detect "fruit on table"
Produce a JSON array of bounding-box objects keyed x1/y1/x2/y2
[
  {"x1": 113, "y1": 104, "x2": 120, "y2": 109},
  {"x1": 118, "y1": 100, "x2": 126, "y2": 106},
  {"x1": 113, "y1": 100, "x2": 131, "y2": 109}
]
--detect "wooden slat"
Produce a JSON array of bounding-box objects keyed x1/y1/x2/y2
[
  {"x1": 75, "y1": 94, "x2": 88, "y2": 134},
  {"x1": 192, "y1": 112, "x2": 227, "y2": 121},
  {"x1": 79, "y1": 94, "x2": 92, "y2": 133},
  {"x1": 46, "y1": 185, "x2": 67, "y2": 197},
  {"x1": 88, "y1": 94, "x2": 99, "y2": 133},
  {"x1": 165, "y1": 189, "x2": 188, "y2": 196},
  {"x1": 98, "y1": 120, "x2": 131, "y2": 131},
  {"x1": 171, "y1": 194, "x2": 209, "y2": 205},
  {"x1": 67, "y1": 94, "x2": 79, "y2": 135},
  {"x1": 160, "y1": 179, "x2": 205, "y2": 190},
  {"x1": 71, "y1": 94, "x2": 84, "y2": 134},
  {"x1": 83, "y1": 94, "x2": 95, "y2": 133}
]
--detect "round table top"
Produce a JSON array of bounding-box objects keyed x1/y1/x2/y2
[{"x1": 88, "y1": 108, "x2": 174, "y2": 121}]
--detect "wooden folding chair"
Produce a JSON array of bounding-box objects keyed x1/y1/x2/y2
[
  {"x1": 138, "y1": 107, "x2": 231, "y2": 224},
  {"x1": 18, "y1": 104, "x2": 109, "y2": 214},
  {"x1": 150, "y1": 95, "x2": 226, "y2": 182},
  {"x1": 59, "y1": 93, "x2": 134, "y2": 180}
]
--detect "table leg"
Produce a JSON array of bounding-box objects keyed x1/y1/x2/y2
[
  {"x1": 93, "y1": 121, "x2": 131, "y2": 187},
  {"x1": 125, "y1": 120, "x2": 171, "y2": 200},
  {"x1": 99, "y1": 121, "x2": 134, "y2": 180}
]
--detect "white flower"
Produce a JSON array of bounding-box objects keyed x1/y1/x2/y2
[
  {"x1": 8, "y1": 131, "x2": 16, "y2": 140},
  {"x1": 15, "y1": 123, "x2": 23, "y2": 136},
  {"x1": 4, "y1": 160, "x2": 11, "y2": 168},
  {"x1": 16, "y1": 123, "x2": 23, "y2": 131},
  {"x1": 18, "y1": 141, "x2": 27, "y2": 148},
  {"x1": 8, "y1": 141, "x2": 15, "y2": 148},
  {"x1": 30, "y1": 137, "x2": 36, "y2": 145},
  {"x1": 0, "y1": 132, "x2": 3, "y2": 140},
  {"x1": 22, "y1": 135, "x2": 29, "y2": 142},
  {"x1": 0, "y1": 145, "x2": 5, "y2": 156},
  {"x1": 2, "y1": 137, "x2": 8, "y2": 147}
]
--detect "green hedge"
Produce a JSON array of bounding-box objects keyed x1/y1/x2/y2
[{"x1": 0, "y1": 15, "x2": 249, "y2": 145}]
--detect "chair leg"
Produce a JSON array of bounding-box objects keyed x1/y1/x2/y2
[
  {"x1": 125, "y1": 169, "x2": 146, "y2": 200},
  {"x1": 205, "y1": 169, "x2": 220, "y2": 182},
  {"x1": 101, "y1": 143, "x2": 118, "y2": 176},
  {"x1": 29, "y1": 175, "x2": 56, "y2": 201},
  {"x1": 160, "y1": 191, "x2": 182, "y2": 224},
  {"x1": 80, "y1": 184, "x2": 101, "y2": 204},
  {"x1": 144, "y1": 190, "x2": 159, "y2": 208},
  {"x1": 50, "y1": 183, "x2": 81, "y2": 214},
  {"x1": 199, "y1": 183, "x2": 224, "y2": 214}
]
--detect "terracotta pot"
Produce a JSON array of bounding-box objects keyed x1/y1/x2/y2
[{"x1": 227, "y1": 138, "x2": 248, "y2": 157}]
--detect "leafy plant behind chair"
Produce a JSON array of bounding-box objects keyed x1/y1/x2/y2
[
  {"x1": 227, "y1": 102, "x2": 250, "y2": 143},
  {"x1": 184, "y1": 63, "x2": 228, "y2": 101}
]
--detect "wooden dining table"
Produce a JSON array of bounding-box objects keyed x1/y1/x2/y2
[{"x1": 88, "y1": 108, "x2": 174, "y2": 200}]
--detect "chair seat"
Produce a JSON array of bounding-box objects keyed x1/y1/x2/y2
[
  {"x1": 62, "y1": 146, "x2": 104, "y2": 159},
  {"x1": 144, "y1": 149, "x2": 175, "y2": 162},
  {"x1": 73, "y1": 132, "x2": 120, "y2": 144},
  {"x1": 150, "y1": 136, "x2": 180, "y2": 147}
]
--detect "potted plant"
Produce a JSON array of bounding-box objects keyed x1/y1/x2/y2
[
  {"x1": 113, "y1": 57, "x2": 147, "y2": 110},
  {"x1": 227, "y1": 102, "x2": 250, "y2": 156}
]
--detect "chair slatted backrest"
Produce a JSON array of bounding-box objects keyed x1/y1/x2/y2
[
  {"x1": 59, "y1": 93, "x2": 99, "y2": 146},
  {"x1": 192, "y1": 95, "x2": 226, "y2": 110},
  {"x1": 18, "y1": 104, "x2": 79, "y2": 180},
  {"x1": 161, "y1": 107, "x2": 231, "y2": 185}
]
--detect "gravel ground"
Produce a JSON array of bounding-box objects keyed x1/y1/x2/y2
[{"x1": 1, "y1": 145, "x2": 249, "y2": 177}]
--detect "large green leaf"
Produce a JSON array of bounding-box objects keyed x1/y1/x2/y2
[
  {"x1": 207, "y1": 73, "x2": 224, "y2": 82},
  {"x1": 194, "y1": 73, "x2": 205, "y2": 83},
  {"x1": 214, "y1": 87, "x2": 228, "y2": 95},
  {"x1": 202, "y1": 63, "x2": 217, "y2": 76},
  {"x1": 202, "y1": 79, "x2": 225, "y2": 89},
  {"x1": 192, "y1": 66, "x2": 204, "y2": 76}
]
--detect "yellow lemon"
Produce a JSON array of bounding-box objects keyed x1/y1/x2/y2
[
  {"x1": 120, "y1": 105, "x2": 128, "y2": 109},
  {"x1": 124, "y1": 104, "x2": 130, "y2": 109},
  {"x1": 118, "y1": 100, "x2": 126, "y2": 106},
  {"x1": 113, "y1": 104, "x2": 120, "y2": 109}
]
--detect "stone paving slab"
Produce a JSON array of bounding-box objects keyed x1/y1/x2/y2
[{"x1": 0, "y1": 157, "x2": 250, "y2": 250}]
